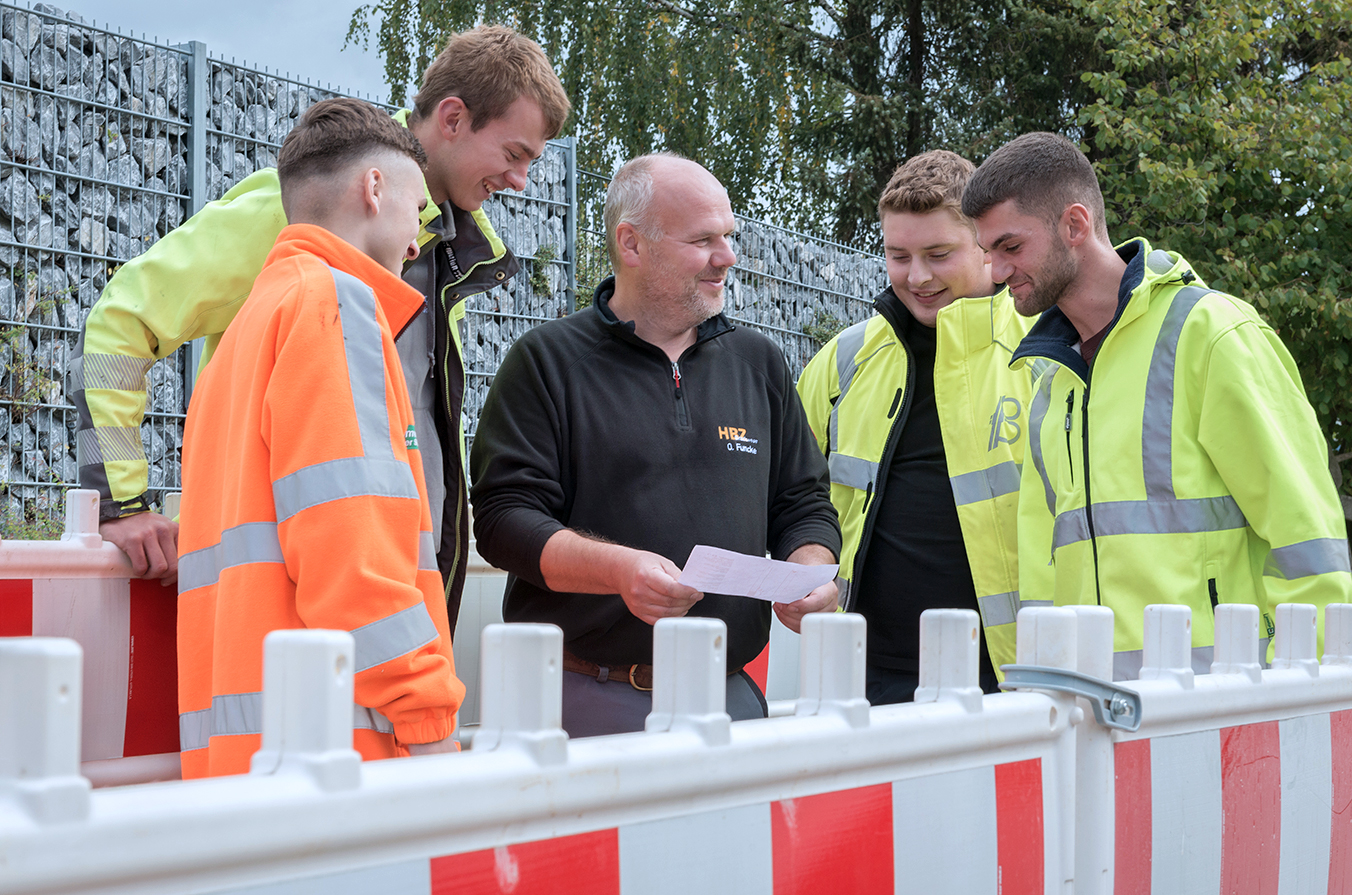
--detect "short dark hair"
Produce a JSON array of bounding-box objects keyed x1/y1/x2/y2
[
  {"x1": 961, "y1": 132, "x2": 1107, "y2": 238},
  {"x1": 412, "y1": 25, "x2": 570, "y2": 140},
  {"x1": 277, "y1": 97, "x2": 426, "y2": 205}
]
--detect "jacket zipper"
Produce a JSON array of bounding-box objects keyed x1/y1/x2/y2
[
  {"x1": 1081, "y1": 382, "x2": 1103, "y2": 604},
  {"x1": 439, "y1": 284, "x2": 466, "y2": 603},
  {"x1": 1064, "y1": 390, "x2": 1076, "y2": 485},
  {"x1": 847, "y1": 344, "x2": 916, "y2": 612},
  {"x1": 672, "y1": 361, "x2": 690, "y2": 428}
]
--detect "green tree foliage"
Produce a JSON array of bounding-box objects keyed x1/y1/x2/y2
[
  {"x1": 1077, "y1": 0, "x2": 1352, "y2": 491},
  {"x1": 346, "y1": 0, "x2": 1100, "y2": 245}
]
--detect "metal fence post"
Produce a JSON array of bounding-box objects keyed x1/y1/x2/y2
[
  {"x1": 564, "y1": 136, "x2": 577, "y2": 314},
  {"x1": 178, "y1": 40, "x2": 209, "y2": 405}
]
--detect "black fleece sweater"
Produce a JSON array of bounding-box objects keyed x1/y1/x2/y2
[{"x1": 469, "y1": 278, "x2": 842, "y2": 670}]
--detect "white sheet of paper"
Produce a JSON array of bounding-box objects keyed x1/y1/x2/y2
[{"x1": 677, "y1": 545, "x2": 839, "y2": 604}]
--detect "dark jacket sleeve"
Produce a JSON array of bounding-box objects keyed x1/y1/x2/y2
[
  {"x1": 469, "y1": 332, "x2": 568, "y2": 590},
  {"x1": 764, "y1": 349, "x2": 843, "y2": 562}
]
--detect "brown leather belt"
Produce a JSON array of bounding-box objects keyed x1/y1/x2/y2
[{"x1": 563, "y1": 650, "x2": 653, "y2": 691}]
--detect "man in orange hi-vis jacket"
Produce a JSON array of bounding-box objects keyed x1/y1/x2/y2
[{"x1": 176, "y1": 98, "x2": 464, "y2": 778}]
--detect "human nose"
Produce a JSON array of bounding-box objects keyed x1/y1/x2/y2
[
  {"x1": 989, "y1": 253, "x2": 1012, "y2": 284},
  {"x1": 713, "y1": 236, "x2": 736, "y2": 269},
  {"x1": 504, "y1": 160, "x2": 529, "y2": 192},
  {"x1": 908, "y1": 256, "x2": 932, "y2": 286}
]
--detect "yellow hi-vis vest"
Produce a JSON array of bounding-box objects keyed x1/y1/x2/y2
[
  {"x1": 1013, "y1": 239, "x2": 1352, "y2": 680},
  {"x1": 797, "y1": 289, "x2": 1040, "y2": 674}
]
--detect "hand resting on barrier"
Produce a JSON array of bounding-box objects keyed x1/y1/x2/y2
[
  {"x1": 771, "y1": 543, "x2": 840, "y2": 634},
  {"x1": 540, "y1": 529, "x2": 703, "y2": 626},
  {"x1": 101, "y1": 511, "x2": 178, "y2": 586}
]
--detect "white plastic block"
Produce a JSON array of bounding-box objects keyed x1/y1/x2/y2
[
  {"x1": 0, "y1": 637, "x2": 91, "y2": 823},
  {"x1": 471, "y1": 623, "x2": 567, "y2": 764},
  {"x1": 915, "y1": 608, "x2": 983, "y2": 712},
  {"x1": 1015, "y1": 606, "x2": 1079, "y2": 670},
  {"x1": 645, "y1": 618, "x2": 730, "y2": 745},
  {"x1": 1071, "y1": 606, "x2": 1114, "y2": 681},
  {"x1": 1211, "y1": 604, "x2": 1262, "y2": 682},
  {"x1": 1271, "y1": 603, "x2": 1319, "y2": 676},
  {"x1": 250, "y1": 629, "x2": 362, "y2": 791},
  {"x1": 61, "y1": 489, "x2": 102, "y2": 548},
  {"x1": 1323, "y1": 604, "x2": 1352, "y2": 666},
  {"x1": 794, "y1": 612, "x2": 868, "y2": 727},
  {"x1": 1139, "y1": 605, "x2": 1194, "y2": 688}
]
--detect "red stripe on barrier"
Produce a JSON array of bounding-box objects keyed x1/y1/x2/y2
[
  {"x1": 430, "y1": 829, "x2": 620, "y2": 895},
  {"x1": 1114, "y1": 739, "x2": 1152, "y2": 895},
  {"x1": 122, "y1": 578, "x2": 180, "y2": 757},
  {"x1": 744, "y1": 642, "x2": 769, "y2": 694},
  {"x1": 771, "y1": 783, "x2": 893, "y2": 894},
  {"x1": 1220, "y1": 721, "x2": 1281, "y2": 895},
  {"x1": 1330, "y1": 710, "x2": 1352, "y2": 895},
  {"x1": 995, "y1": 758, "x2": 1044, "y2": 895},
  {"x1": 0, "y1": 578, "x2": 33, "y2": 636}
]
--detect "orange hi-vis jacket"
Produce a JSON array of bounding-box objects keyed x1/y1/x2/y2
[{"x1": 177, "y1": 224, "x2": 464, "y2": 779}]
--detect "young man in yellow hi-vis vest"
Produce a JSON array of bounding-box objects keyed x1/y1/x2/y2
[
  {"x1": 74, "y1": 28, "x2": 569, "y2": 641},
  {"x1": 963, "y1": 132, "x2": 1350, "y2": 679},
  {"x1": 178, "y1": 99, "x2": 464, "y2": 778},
  {"x1": 797, "y1": 151, "x2": 1040, "y2": 704}
]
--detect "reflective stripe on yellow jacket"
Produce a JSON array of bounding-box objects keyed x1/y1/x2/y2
[
  {"x1": 177, "y1": 225, "x2": 463, "y2": 778},
  {"x1": 797, "y1": 289, "x2": 1039, "y2": 673},
  {"x1": 1013, "y1": 239, "x2": 1352, "y2": 680}
]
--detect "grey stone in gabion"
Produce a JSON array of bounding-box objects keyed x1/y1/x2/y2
[
  {"x1": 159, "y1": 197, "x2": 185, "y2": 233},
  {"x1": 1, "y1": 37, "x2": 28, "y2": 85},
  {"x1": 1, "y1": 110, "x2": 41, "y2": 164},
  {"x1": 0, "y1": 172, "x2": 42, "y2": 224},
  {"x1": 130, "y1": 57, "x2": 169, "y2": 97},
  {"x1": 20, "y1": 448, "x2": 51, "y2": 485},
  {"x1": 254, "y1": 147, "x2": 277, "y2": 171},
  {"x1": 0, "y1": 279, "x2": 13, "y2": 320},
  {"x1": 79, "y1": 217, "x2": 108, "y2": 255},
  {"x1": 243, "y1": 104, "x2": 273, "y2": 138},
  {"x1": 10, "y1": 420, "x2": 36, "y2": 454},
  {"x1": 140, "y1": 423, "x2": 166, "y2": 463},
  {"x1": 50, "y1": 191, "x2": 78, "y2": 232},
  {"x1": 150, "y1": 375, "x2": 181, "y2": 415},
  {"x1": 13, "y1": 213, "x2": 54, "y2": 249},
  {"x1": 105, "y1": 230, "x2": 135, "y2": 261},
  {"x1": 57, "y1": 296, "x2": 79, "y2": 329},
  {"x1": 106, "y1": 154, "x2": 145, "y2": 189},
  {"x1": 131, "y1": 136, "x2": 170, "y2": 175},
  {"x1": 2, "y1": 10, "x2": 40, "y2": 52}
]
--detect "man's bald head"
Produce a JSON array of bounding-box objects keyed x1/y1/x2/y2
[{"x1": 604, "y1": 153, "x2": 728, "y2": 269}]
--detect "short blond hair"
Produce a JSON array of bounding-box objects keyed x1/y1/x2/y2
[
  {"x1": 412, "y1": 25, "x2": 570, "y2": 140},
  {"x1": 877, "y1": 150, "x2": 976, "y2": 229}
]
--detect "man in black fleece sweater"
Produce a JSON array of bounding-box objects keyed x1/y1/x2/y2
[{"x1": 470, "y1": 154, "x2": 842, "y2": 737}]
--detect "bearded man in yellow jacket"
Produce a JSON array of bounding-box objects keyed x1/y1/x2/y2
[
  {"x1": 177, "y1": 99, "x2": 463, "y2": 777},
  {"x1": 964, "y1": 132, "x2": 1351, "y2": 679},
  {"x1": 798, "y1": 151, "x2": 1040, "y2": 704}
]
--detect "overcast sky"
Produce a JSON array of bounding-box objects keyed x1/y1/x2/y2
[{"x1": 56, "y1": 0, "x2": 395, "y2": 101}]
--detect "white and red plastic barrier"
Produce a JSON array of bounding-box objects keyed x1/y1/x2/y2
[
  {"x1": 0, "y1": 490, "x2": 179, "y2": 786},
  {"x1": 0, "y1": 609, "x2": 1076, "y2": 895}
]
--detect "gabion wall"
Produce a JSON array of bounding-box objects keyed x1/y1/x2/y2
[{"x1": 0, "y1": 0, "x2": 882, "y2": 523}]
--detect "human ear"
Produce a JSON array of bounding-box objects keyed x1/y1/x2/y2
[
  {"x1": 361, "y1": 168, "x2": 382, "y2": 217},
  {"x1": 615, "y1": 222, "x2": 644, "y2": 268},
  {"x1": 1061, "y1": 204, "x2": 1093, "y2": 247},
  {"x1": 436, "y1": 96, "x2": 471, "y2": 141}
]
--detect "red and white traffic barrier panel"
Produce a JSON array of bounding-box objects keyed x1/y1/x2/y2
[
  {"x1": 0, "y1": 610, "x2": 1077, "y2": 895},
  {"x1": 1023, "y1": 601, "x2": 1352, "y2": 895},
  {"x1": 0, "y1": 490, "x2": 179, "y2": 786}
]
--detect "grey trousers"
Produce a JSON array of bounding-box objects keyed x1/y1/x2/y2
[{"x1": 561, "y1": 668, "x2": 768, "y2": 738}]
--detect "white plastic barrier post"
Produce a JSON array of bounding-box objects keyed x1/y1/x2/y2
[
  {"x1": 0, "y1": 489, "x2": 180, "y2": 787},
  {"x1": 1067, "y1": 606, "x2": 1115, "y2": 895},
  {"x1": 793, "y1": 611, "x2": 867, "y2": 726},
  {"x1": 471, "y1": 623, "x2": 567, "y2": 764},
  {"x1": 645, "y1": 617, "x2": 730, "y2": 745},
  {"x1": 914, "y1": 607, "x2": 983, "y2": 711},
  {"x1": 2, "y1": 612, "x2": 1080, "y2": 895},
  {"x1": 0, "y1": 637, "x2": 91, "y2": 824},
  {"x1": 248, "y1": 629, "x2": 361, "y2": 791},
  {"x1": 1081, "y1": 602, "x2": 1352, "y2": 894}
]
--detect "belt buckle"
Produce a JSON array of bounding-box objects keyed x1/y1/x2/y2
[{"x1": 628, "y1": 664, "x2": 652, "y2": 692}]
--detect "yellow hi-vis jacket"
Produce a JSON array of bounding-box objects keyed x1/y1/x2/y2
[
  {"x1": 1013, "y1": 239, "x2": 1352, "y2": 679},
  {"x1": 797, "y1": 288, "x2": 1040, "y2": 674}
]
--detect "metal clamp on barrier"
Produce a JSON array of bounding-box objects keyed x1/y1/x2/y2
[{"x1": 998, "y1": 665, "x2": 1143, "y2": 732}]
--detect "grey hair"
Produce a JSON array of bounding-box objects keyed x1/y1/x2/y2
[{"x1": 603, "y1": 152, "x2": 685, "y2": 270}]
